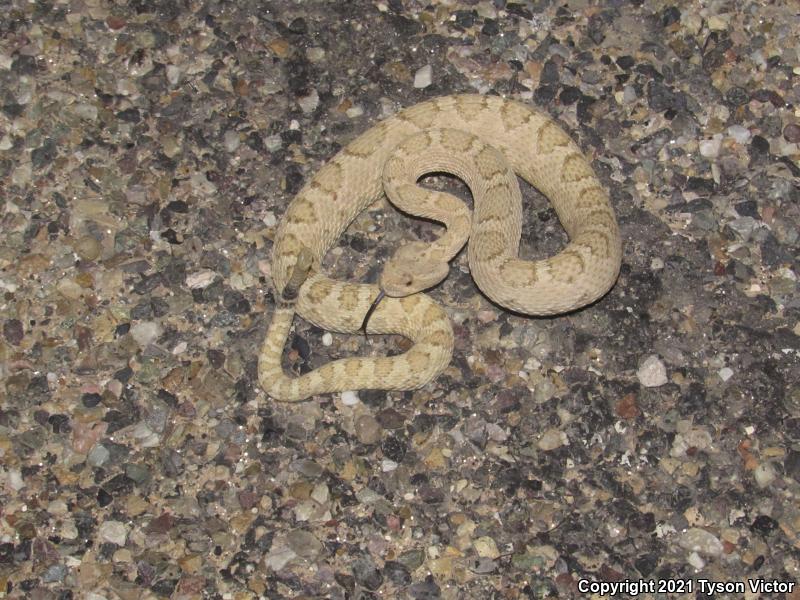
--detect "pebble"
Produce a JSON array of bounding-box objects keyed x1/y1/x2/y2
[
  {"x1": 727, "y1": 124, "x2": 751, "y2": 144},
  {"x1": 57, "y1": 278, "x2": 84, "y2": 300},
  {"x1": 687, "y1": 551, "x2": 705, "y2": 570},
  {"x1": 346, "y1": 105, "x2": 364, "y2": 118},
  {"x1": 376, "y1": 407, "x2": 405, "y2": 429},
  {"x1": 3, "y1": 319, "x2": 23, "y2": 345},
  {"x1": 726, "y1": 216, "x2": 758, "y2": 240},
  {"x1": 718, "y1": 366, "x2": 734, "y2": 381},
  {"x1": 352, "y1": 556, "x2": 383, "y2": 590},
  {"x1": 87, "y1": 444, "x2": 111, "y2": 467},
  {"x1": 356, "y1": 488, "x2": 383, "y2": 505},
  {"x1": 42, "y1": 564, "x2": 68, "y2": 583},
  {"x1": 637, "y1": 355, "x2": 668, "y2": 387},
  {"x1": 538, "y1": 428, "x2": 567, "y2": 451},
  {"x1": 322, "y1": 332, "x2": 333, "y2": 346},
  {"x1": 72, "y1": 235, "x2": 102, "y2": 261},
  {"x1": 311, "y1": 482, "x2": 329, "y2": 504},
  {"x1": 671, "y1": 427, "x2": 712, "y2": 457},
  {"x1": 381, "y1": 459, "x2": 398, "y2": 472},
  {"x1": 288, "y1": 17, "x2": 307, "y2": 34},
  {"x1": 298, "y1": 89, "x2": 319, "y2": 114},
  {"x1": 414, "y1": 64, "x2": 433, "y2": 88},
  {"x1": 384, "y1": 560, "x2": 412, "y2": 586},
  {"x1": 784, "y1": 123, "x2": 800, "y2": 143},
  {"x1": 679, "y1": 528, "x2": 723, "y2": 557},
  {"x1": 185, "y1": 270, "x2": 217, "y2": 289},
  {"x1": 481, "y1": 18, "x2": 500, "y2": 35},
  {"x1": 98, "y1": 520, "x2": 129, "y2": 546},
  {"x1": 307, "y1": 47, "x2": 325, "y2": 62},
  {"x1": 291, "y1": 459, "x2": 324, "y2": 478},
  {"x1": 355, "y1": 414, "x2": 382, "y2": 444},
  {"x1": 286, "y1": 529, "x2": 323, "y2": 558},
  {"x1": 750, "y1": 514, "x2": 779, "y2": 535},
  {"x1": 661, "y1": 6, "x2": 681, "y2": 27},
  {"x1": 698, "y1": 136, "x2": 722, "y2": 158},
  {"x1": 130, "y1": 321, "x2": 163, "y2": 347},
  {"x1": 409, "y1": 579, "x2": 441, "y2": 599},
  {"x1": 265, "y1": 134, "x2": 283, "y2": 152},
  {"x1": 223, "y1": 130, "x2": 240, "y2": 152},
  {"x1": 474, "y1": 536, "x2": 500, "y2": 559},
  {"x1": 754, "y1": 462, "x2": 776, "y2": 488},
  {"x1": 165, "y1": 64, "x2": 182, "y2": 85},
  {"x1": 48, "y1": 499, "x2": 69, "y2": 515},
  {"x1": 7, "y1": 469, "x2": 23, "y2": 491},
  {"x1": 341, "y1": 390, "x2": 359, "y2": 405},
  {"x1": 265, "y1": 546, "x2": 296, "y2": 571}
]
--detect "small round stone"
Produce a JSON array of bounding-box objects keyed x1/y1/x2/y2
[
  {"x1": 73, "y1": 235, "x2": 101, "y2": 261},
  {"x1": 341, "y1": 390, "x2": 359, "y2": 405},
  {"x1": 637, "y1": 355, "x2": 668, "y2": 387},
  {"x1": 783, "y1": 123, "x2": 800, "y2": 143}
]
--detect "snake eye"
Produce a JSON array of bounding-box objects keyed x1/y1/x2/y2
[{"x1": 405, "y1": 278, "x2": 413, "y2": 287}]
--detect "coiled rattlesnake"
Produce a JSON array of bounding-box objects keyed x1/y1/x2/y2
[{"x1": 259, "y1": 95, "x2": 622, "y2": 401}]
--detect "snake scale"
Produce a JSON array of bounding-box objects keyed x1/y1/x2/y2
[{"x1": 258, "y1": 95, "x2": 622, "y2": 401}]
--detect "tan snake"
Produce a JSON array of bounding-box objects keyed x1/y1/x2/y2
[{"x1": 258, "y1": 95, "x2": 622, "y2": 401}]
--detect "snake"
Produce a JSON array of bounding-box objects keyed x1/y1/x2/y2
[{"x1": 258, "y1": 94, "x2": 622, "y2": 402}]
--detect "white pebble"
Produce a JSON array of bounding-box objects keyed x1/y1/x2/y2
[
  {"x1": 537, "y1": 428, "x2": 568, "y2": 451},
  {"x1": 727, "y1": 124, "x2": 751, "y2": 144},
  {"x1": 341, "y1": 390, "x2": 359, "y2": 405},
  {"x1": 98, "y1": 520, "x2": 129, "y2": 546},
  {"x1": 265, "y1": 134, "x2": 283, "y2": 152},
  {"x1": 414, "y1": 64, "x2": 433, "y2": 88},
  {"x1": 311, "y1": 482, "x2": 329, "y2": 504},
  {"x1": 130, "y1": 321, "x2": 162, "y2": 347},
  {"x1": 262, "y1": 211, "x2": 277, "y2": 227},
  {"x1": 7, "y1": 469, "x2": 23, "y2": 491},
  {"x1": 223, "y1": 130, "x2": 240, "y2": 152},
  {"x1": 687, "y1": 551, "x2": 706, "y2": 570},
  {"x1": 73, "y1": 102, "x2": 98, "y2": 121},
  {"x1": 754, "y1": 462, "x2": 776, "y2": 488},
  {"x1": 698, "y1": 135, "x2": 722, "y2": 158},
  {"x1": 637, "y1": 355, "x2": 668, "y2": 387},
  {"x1": 298, "y1": 89, "x2": 319, "y2": 114},
  {"x1": 165, "y1": 64, "x2": 182, "y2": 86},
  {"x1": 346, "y1": 105, "x2": 364, "y2": 118},
  {"x1": 322, "y1": 332, "x2": 333, "y2": 346},
  {"x1": 185, "y1": 269, "x2": 217, "y2": 289},
  {"x1": 381, "y1": 459, "x2": 398, "y2": 472},
  {"x1": 622, "y1": 85, "x2": 637, "y2": 104},
  {"x1": 718, "y1": 367, "x2": 733, "y2": 381},
  {"x1": 679, "y1": 527, "x2": 723, "y2": 557}
]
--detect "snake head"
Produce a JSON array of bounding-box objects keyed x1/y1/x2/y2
[{"x1": 379, "y1": 241, "x2": 449, "y2": 297}]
